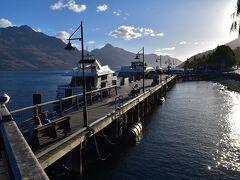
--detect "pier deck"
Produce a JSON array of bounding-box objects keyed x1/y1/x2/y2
[
  {"x1": 35, "y1": 77, "x2": 173, "y2": 169},
  {"x1": 35, "y1": 79, "x2": 153, "y2": 152}
]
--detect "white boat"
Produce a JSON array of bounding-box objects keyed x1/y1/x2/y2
[
  {"x1": 56, "y1": 55, "x2": 117, "y2": 99},
  {"x1": 118, "y1": 61, "x2": 155, "y2": 78}
]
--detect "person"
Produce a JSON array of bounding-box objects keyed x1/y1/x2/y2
[
  {"x1": 32, "y1": 116, "x2": 42, "y2": 129},
  {"x1": 133, "y1": 84, "x2": 139, "y2": 96},
  {"x1": 39, "y1": 112, "x2": 51, "y2": 125}
]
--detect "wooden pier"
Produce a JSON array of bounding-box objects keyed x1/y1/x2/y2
[{"x1": 0, "y1": 75, "x2": 176, "y2": 179}]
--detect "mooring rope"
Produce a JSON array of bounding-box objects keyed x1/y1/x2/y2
[
  {"x1": 87, "y1": 126, "x2": 111, "y2": 161},
  {"x1": 101, "y1": 131, "x2": 116, "y2": 145}
]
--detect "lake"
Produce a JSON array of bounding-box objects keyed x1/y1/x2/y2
[{"x1": 1, "y1": 71, "x2": 240, "y2": 179}]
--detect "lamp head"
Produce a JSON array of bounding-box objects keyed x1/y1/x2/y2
[
  {"x1": 64, "y1": 41, "x2": 75, "y2": 50},
  {"x1": 135, "y1": 55, "x2": 140, "y2": 60}
]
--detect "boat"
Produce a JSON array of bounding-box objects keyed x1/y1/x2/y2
[
  {"x1": 117, "y1": 61, "x2": 155, "y2": 80},
  {"x1": 56, "y1": 54, "x2": 117, "y2": 99}
]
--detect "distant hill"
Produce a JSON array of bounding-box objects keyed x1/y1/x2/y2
[
  {"x1": 0, "y1": 25, "x2": 181, "y2": 70},
  {"x1": 91, "y1": 43, "x2": 182, "y2": 68},
  {"x1": 0, "y1": 25, "x2": 80, "y2": 70},
  {"x1": 179, "y1": 37, "x2": 240, "y2": 68}
]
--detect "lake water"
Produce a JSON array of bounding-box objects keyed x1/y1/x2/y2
[{"x1": 1, "y1": 71, "x2": 240, "y2": 179}]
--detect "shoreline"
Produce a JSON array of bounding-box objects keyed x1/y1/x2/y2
[{"x1": 215, "y1": 78, "x2": 240, "y2": 93}]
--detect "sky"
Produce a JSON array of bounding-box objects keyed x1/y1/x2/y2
[{"x1": 0, "y1": 0, "x2": 239, "y2": 61}]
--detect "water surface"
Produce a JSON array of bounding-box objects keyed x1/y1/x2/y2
[{"x1": 1, "y1": 71, "x2": 240, "y2": 179}]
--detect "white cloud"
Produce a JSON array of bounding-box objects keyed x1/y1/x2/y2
[
  {"x1": 96, "y1": 4, "x2": 108, "y2": 12},
  {"x1": 109, "y1": 25, "x2": 164, "y2": 40},
  {"x1": 56, "y1": 31, "x2": 70, "y2": 41},
  {"x1": 87, "y1": 41, "x2": 96, "y2": 44},
  {"x1": 50, "y1": 0, "x2": 65, "y2": 10},
  {"x1": 179, "y1": 41, "x2": 187, "y2": 45},
  {"x1": 155, "y1": 51, "x2": 172, "y2": 56},
  {"x1": 113, "y1": 10, "x2": 122, "y2": 16},
  {"x1": 155, "y1": 33, "x2": 164, "y2": 37},
  {"x1": 156, "y1": 47, "x2": 176, "y2": 51},
  {"x1": 50, "y1": 0, "x2": 86, "y2": 13},
  {"x1": 0, "y1": 18, "x2": 13, "y2": 27},
  {"x1": 109, "y1": 25, "x2": 142, "y2": 40},
  {"x1": 194, "y1": 42, "x2": 199, "y2": 45}
]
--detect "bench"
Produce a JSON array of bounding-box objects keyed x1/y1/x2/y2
[{"x1": 32, "y1": 116, "x2": 71, "y2": 148}]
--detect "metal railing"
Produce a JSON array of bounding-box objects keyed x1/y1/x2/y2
[{"x1": 10, "y1": 85, "x2": 118, "y2": 134}]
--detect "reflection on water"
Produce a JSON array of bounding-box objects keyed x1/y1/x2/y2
[{"x1": 212, "y1": 87, "x2": 240, "y2": 171}]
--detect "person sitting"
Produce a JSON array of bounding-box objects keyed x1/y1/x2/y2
[
  {"x1": 133, "y1": 84, "x2": 139, "y2": 96},
  {"x1": 32, "y1": 116, "x2": 42, "y2": 129},
  {"x1": 39, "y1": 112, "x2": 51, "y2": 125}
]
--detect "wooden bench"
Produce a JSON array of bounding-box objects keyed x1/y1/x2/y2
[{"x1": 32, "y1": 116, "x2": 71, "y2": 148}]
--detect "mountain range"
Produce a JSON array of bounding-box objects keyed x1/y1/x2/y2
[{"x1": 0, "y1": 25, "x2": 181, "y2": 70}]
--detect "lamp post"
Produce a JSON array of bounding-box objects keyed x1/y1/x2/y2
[
  {"x1": 64, "y1": 21, "x2": 88, "y2": 127},
  {"x1": 135, "y1": 47, "x2": 145, "y2": 93},
  {"x1": 156, "y1": 55, "x2": 162, "y2": 82}
]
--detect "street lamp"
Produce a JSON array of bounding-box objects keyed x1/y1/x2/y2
[
  {"x1": 155, "y1": 55, "x2": 162, "y2": 69},
  {"x1": 135, "y1": 47, "x2": 145, "y2": 93},
  {"x1": 64, "y1": 21, "x2": 88, "y2": 127},
  {"x1": 156, "y1": 55, "x2": 162, "y2": 82}
]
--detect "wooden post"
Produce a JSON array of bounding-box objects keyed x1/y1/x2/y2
[
  {"x1": 59, "y1": 99, "x2": 63, "y2": 117},
  {"x1": 141, "y1": 101, "x2": 144, "y2": 119},
  {"x1": 90, "y1": 91, "x2": 93, "y2": 105},
  {"x1": 100, "y1": 90, "x2": 103, "y2": 101},
  {"x1": 76, "y1": 96, "x2": 79, "y2": 110},
  {"x1": 71, "y1": 144, "x2": 83, "y2": 179},
  {"x1": 33, "y1": 93, "x2": 41, "y2": 116},
  {"x1": 115, "y1": 86, "x2": 118, "y2": 96},
  {"x1": 108, "y1": 89, "x2": 111, "y2": 98}
]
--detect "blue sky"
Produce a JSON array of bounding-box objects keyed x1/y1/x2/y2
[{"x1": 0, "y1": 0, "x2": 238, "y2": 60}]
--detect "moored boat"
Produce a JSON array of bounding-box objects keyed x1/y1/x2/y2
[{"x1": 56, "y1": 54, "x2": 117, "y2": 99}]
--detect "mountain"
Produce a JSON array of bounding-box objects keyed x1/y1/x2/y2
[
  {"x1": 0, "y1": 25, "x2": 181, "y2": 70},
  {"x1": 179, "y1": 37, "x2": 240, "y2": 68},
  {"x1": 0, "y1": 25, "x2": 79, "y2": 70},
  {"x1": 226, "y1": 37, "x2": 240, "y2": 50},
  {"x1": 91, "y1": 43, "x2": 182, "y2": 68}
]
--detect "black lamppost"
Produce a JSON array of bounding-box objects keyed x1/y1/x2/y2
[
  {"x1": 156, "y1": 55, "x2": 162, "y2": 82},
  {"x1": 64, "y1": 21, "x2": 88, "y2": 127},
  {"x1": 155, "y1": 55, "x2": 162, "y2": 69},
  {"x1": 135, "y1": 47, "x2": 145, "y2": 93}
]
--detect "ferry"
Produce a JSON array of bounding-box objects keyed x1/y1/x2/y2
[
  {"x1": 118, "y1": 61, "x2": 155, "y2": 79},
  {"x1": 56, "y1": 54, "x2": 117, "y2": 99}
]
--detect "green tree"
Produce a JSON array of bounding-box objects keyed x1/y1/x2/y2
[{"x1": 206, "y1": 45, "x2": 236, "y2": 70}]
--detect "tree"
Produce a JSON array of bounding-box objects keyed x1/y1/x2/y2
[{"x1": 206, "y1": 45, "x2": 236, "y2": 70}]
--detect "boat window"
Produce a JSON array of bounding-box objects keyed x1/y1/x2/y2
[
  {"x1": 101, "y1": 75, "x2": 108, "y2": 80},
  {"x1": 70, "y1": 77, "x2": 94, "y2": 87}
]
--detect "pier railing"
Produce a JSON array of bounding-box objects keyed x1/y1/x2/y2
[
  {"x1": 10, "y1": 85, "x2": 118, "y2": 134},
  {"x1": 0, "y1": 106, "x2": 49, "y2": 179}
]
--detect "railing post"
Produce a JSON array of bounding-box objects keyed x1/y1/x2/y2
[
  {"x1": 59, "y1": 99, "x2": 63, "y2": 117},
  {"x1": 76, "y1": 96, "x2": 79, "y2": 110},
  {"x1": 115, "y1": 86, "x2": 118, "y2": 96},
  {"x1": 33, "y1": 93, "x2": 41, "y2": 116},
  {"x1": 108, "y1": 88, "x2": 111, "y2": 98},
  {"x1": 34, "y1": 104, "x2": 39, "y2": 117},
  {"x1": 90, "y1": 91, "x2": 93, "y2": 105},
  {"x1": 100, "y1": 90, "x2": 103, "y2": 101}
]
